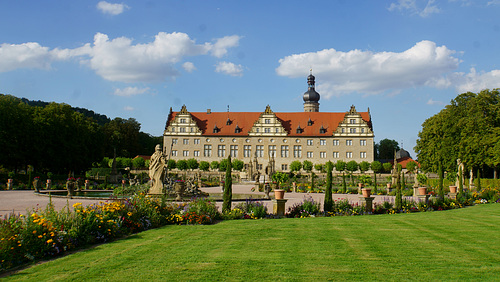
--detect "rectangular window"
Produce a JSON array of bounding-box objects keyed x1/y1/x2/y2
[
  {"x1": 320, "y1": 152, "x2": 326, "y2": 158},
  {"x1": 346, "y1": 140, "x2": 352, "y2": 146},
  {"x1": 360, "y1": 152, "x2": 367, "y2": 159},
  {"x1": 256, "y1": 128, "x2": 260, "y2": 133},
  {"x1": 350, "y1": 119, "x2": 356, "y2": 124},
  {"x1": 194, "y1": 139, "x2": 200, "y2": 145},
  {"x1": 320, "y1": 139, "x2": 326, "y2": 146},
  {"x1": 265, "y1": 119, "x2": 271, "y2": 124},
  {"x1": 307, "y1": 151, "x2": 313, "y2": 158},
  {"x1": 281, "y1": 145, "x2": 289, "y2": 158},
  {"x1": 244, "y1": 145, "x2": 252, "y2": 158},
  {"x1": 360, "y1": 140, "x2": 367, "y2": 146},
  {"x1": 264, "y1": 128, "x2": 271, "y2": 133},
  {"x1": 183, "y1": 139, "x2": 189, "y2": 145},
  {"x1": 230, "y1": 145, "x2": 238, "y2": 158},
  {"x1": 282, "y1": 164, "x2": 288, "y2": 171},
  {"x1": 346, "y1": 152, "x2": 352, "y2": 158},
  {"x1": 218, "y1": 145, "x2": 226, "y2": 157},
  {"x1": 276, "y1": 128, "x2": 280, "y2": 133},
  {"x1": 257, "y1": 164, "x2": 263, "y2": 170},
  {"x1": 361, "y1": 128, "x2": 365, "y2": 133},
  {"x1": 172, "y1": 138, "x2": 178, "y2": 144},
  {"x1": 204, "y1": 145, "x2": 212, "y2": 157},
  {"x1": 350, "y1": 128, "x2": 356, "y2": 133},
  {"x1": 307, "y1": 139, "x2": 313, "y2": 146},
  {"x1": 194, "y1": 150, "x2": 200, "y2": 157},
  {"x1": 333, "y1": 140, "x2": 339, "y2": 146},
  {"x1": 333, "y1": 152, "x2": 339, "y2": 158},
  {"x1": 183, "y1": 150, "x2": 189, "y2": 157},
  {"x1": 171, "y1": 150, "x2": 177, "y2": 156},
  {"x1": 256, "y1": 145, "x2": 264, "y2": 157},
  {"x1": 180, "y1": 118, "x2": 186, "y2": 123},
  {"x1": 293, "y1": 145, "x2": 302, "y2": 158},
  {"x1": 268, "y1": 145, "x2": 276, "y2": 157},
  {"x1": 180, "y1": 127, "x2": 186, "y2": 133}
]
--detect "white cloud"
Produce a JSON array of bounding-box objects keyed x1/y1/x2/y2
[
  {"x1": 123, "y1": 106, "x2": 134, "y2": 111},
  {"x1": 211, "y1": 35, "x2": 242, "y2": 58},
  {"x1": 97, "y1": 1, "x2": 129, "y2": 15},
  {"x1": 0, "y1": 32, "x2": 241, "y2": 82},
  {"x1": 487, "y1": 0, "x2": 500, "y2": 5},
  {"x1": 182, "y1": 62, "x2": 196, "y2": 73},
  {"x1": 113, "y1": 86, "x2": 149, "y2": 97},
  {"x1": 452, "y1": 68, "x2": 500, "y2": 93},
  {"x1": 276, "y1": 40, "x2": 459, "y2": 97},
  {"x1": 427, "y1": 98, "x2": 445, "y2": 105},
  {"x1": 215, "y1": 61, "x2": 243, "y2": 76},
  {"x1": 388, "y1": 0, "x2": 440, "y2": 17}
]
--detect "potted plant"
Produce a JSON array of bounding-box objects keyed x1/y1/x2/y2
[
  {"x1": 272, "y1": 172, "x2": 289, "y2": 200},
  {"x1": 358, "y1": 175, "x2": 372, "y2": 196},
  {"x1": 416, "y1": 173, "x2": 428, "y2": 195},
  {"x1": 446, "y1": 172, "x2": 457, "y2": 194}
]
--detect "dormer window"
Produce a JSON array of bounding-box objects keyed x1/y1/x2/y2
[
  {"x1": 213, "y1": 125, "x2": 219, "y2": 133},
  {"x1": 226, "y1": 118, "x2": 232, "y2": 125},
  {"x1": 296, "y1": 125, "x2": 303, "y2": 134},
  {"x1": 235, "y1": 125, "x2": 241, "y2": 133},
  {"x1": 307, "y1": 118, "x2": 313, "y2": 126},
  {"x1": 319, "y1": 125, "x2": 326, "y2": 134}
]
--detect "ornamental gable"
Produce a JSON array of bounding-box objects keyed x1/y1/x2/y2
[
  {"x1": 334, "y1": 105, "x2": 374, "y2": 137},
  {"x1": 248, "y1": 105, "x2": 287, "y2": 136},
  {"x1": 164, "y1": 105, "x2": 202, "y2": 135}
]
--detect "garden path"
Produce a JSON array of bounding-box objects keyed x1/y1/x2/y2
[{"x1": 0, "y1": 185, "x2": 412, "y2": 217}]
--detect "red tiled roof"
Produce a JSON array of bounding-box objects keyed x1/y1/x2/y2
[
  {"x1": 133, "y1": 155, "x2": 151, "y2": 160},
  {"x1": 389, "y1": 156, "x2": 420, "y2": 169},
  {"x1": 167, "y1": 111, "x2": 372, "y2": 137}
]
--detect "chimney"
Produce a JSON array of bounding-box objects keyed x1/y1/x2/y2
[{"x1": 207, "y1": 109, "x2": 211, "y2": 114}]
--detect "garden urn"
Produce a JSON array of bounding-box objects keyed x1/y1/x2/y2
[
  {"x1": 418, "y1": 187, "x2": 427, "y2": 196},
  {"x1": 362, "y1": 188, "x2": 372, "y2": 198},
  {"x1": 449, "y1": 186, "x2": 457, "y2": 194},
  {"x1": 174, "y1": 181, "x2": 185, "y2": 201},
  {"x1": 274, "y1": 189, "x2": 285, "y2": 200}
]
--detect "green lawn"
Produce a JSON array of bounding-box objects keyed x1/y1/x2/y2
[{"x1": 5, "y1": 204, "x2": 500, "y2": 281}]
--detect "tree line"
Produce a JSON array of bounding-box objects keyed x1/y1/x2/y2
[
  {"x1": 415, "y1": 89, "x2": 500, "y2": 181},
  {"x1": 0, "y1": 94, "x2": 161, "y2": 174}
]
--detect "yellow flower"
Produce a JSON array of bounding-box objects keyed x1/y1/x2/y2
[
  {"x1": 73, "y1": 203, "x2": 82, "y2": 208},
  {"x1": 38, "y1": 235, "x2": 43, "y2": 239},
  {"x1": 127, "y1": 212, "x2": 133, "y2": 217},
  {"x1": 33, "y1": 230, "x2": 37, "y2": 234},
  {"x1": 47, "y1": 239, "x2": 53, "y2": 244}
]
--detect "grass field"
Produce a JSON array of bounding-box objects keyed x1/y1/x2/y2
[{"x1": 4, "y1": 204, "x2": 500, "y2": 281}]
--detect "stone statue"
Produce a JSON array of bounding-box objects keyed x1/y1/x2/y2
[
  {"x1": 456, "y1": 159, "x2": 465, "y2": 187},
  {"x1": 149, "y1": 144, "x2": 167, "y2": 194}
]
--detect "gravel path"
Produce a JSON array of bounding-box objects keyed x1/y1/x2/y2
[{"x1": 0, "y1": 185, "x2": 408, "y2": 217}]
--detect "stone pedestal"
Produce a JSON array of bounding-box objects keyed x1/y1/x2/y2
[
  {"x1": 359, "y1": 196, "x2": 374, "y2": 214},
  {"x1": 448, "y1": 192, "x2": 457, "y2": 200},
  {"x1": 46, "y1": 179, "x2": 52, "y2": 190},
  {"x1": 417, "y1": 194, "x2": 430, "y2": 205},
  {"x1": 84, "y1": 180, "x2": 90, "y2": 190},
  {"x1": 413, "y1": 187, "x2": 419, "y2": 196},
  {"x1": 273, "y1": 199, "x2": 288, "y2": 217}
]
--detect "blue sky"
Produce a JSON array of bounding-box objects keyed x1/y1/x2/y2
[{"x1": 1, "y1": 0, "x2": 500, "y2": 158}]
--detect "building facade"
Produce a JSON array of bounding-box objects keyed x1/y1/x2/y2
[{"x1": 163, "y1": 74, "x2": 374, "y2": 173}]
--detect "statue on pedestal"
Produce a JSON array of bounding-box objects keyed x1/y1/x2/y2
[{"x1": 148, "y1": 144, "x2": 167, "y2": 194}]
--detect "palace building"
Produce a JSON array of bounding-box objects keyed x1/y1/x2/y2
[{"x1": 163, "y1": 74, "x2": 374, "y2": 173}]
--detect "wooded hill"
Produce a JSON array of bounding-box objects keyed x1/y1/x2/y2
[{"x1": 0, "y1": 94, "x2": 161, "y2": 174}]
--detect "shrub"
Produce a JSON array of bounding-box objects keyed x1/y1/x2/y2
[
  {"x1": 234, "y1": 199, "x2": 268, "y2": 219},
  {"x1": 287, "y1": 196, "x2": 321, "y2": 218}
]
